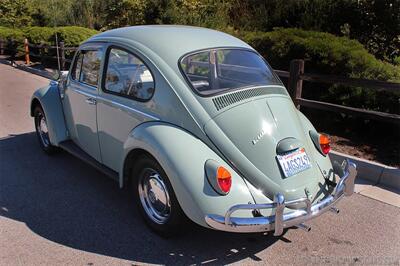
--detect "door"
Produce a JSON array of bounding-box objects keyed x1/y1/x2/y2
[
  {"x1": 97, "y1": 46, "x2": 156, "y2": 171},
  {"x1": 63, "y1": 48, "x2": 103, "y2": 161}
]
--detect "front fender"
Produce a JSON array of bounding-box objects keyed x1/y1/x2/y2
[
  {"x1": 30, "y1": 82, "x2": 68, "y2": 145},
  {"x1": 120, "y1": 122, "x2": 255, "y2": 227}
]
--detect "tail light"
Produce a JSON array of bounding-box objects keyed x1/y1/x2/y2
[
  {"x1": 309, "y1": 130, "x2": 331, "y2": 156},
  {"x1": 205, "y1": 160, "x2": 232, "y2": 195},
  {"x1": 216, "y1": 166, "x2": 232, "y2": 193},
  {"x1": 319, "y1": 134, "x2": 331, "y2": 155}
]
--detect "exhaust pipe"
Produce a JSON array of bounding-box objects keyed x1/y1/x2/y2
[{"x1": 296, "y1": 223, "x2": 311, "y2": 232}]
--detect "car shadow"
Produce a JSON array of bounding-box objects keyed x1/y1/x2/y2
[{"x1": 0, "y1": 132, "x2": 281, "y2": 265}]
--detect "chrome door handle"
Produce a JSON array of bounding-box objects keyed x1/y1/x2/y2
[{"x1": 85, "y1": 98, "x2": 97, "y2": 105}]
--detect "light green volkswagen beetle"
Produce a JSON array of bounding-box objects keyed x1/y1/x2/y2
[{"x1": 30, "y1": 25, "x2": 357, "y2": 236}]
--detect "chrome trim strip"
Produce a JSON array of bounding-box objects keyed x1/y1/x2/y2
[
  {"x1": 69, "y1": 88, "x2": 159, "y2": 120},
  {"x1": 71, "y1": 87, "x2": 97, "y2": 98},
  {"x1": 97, "y1": 96, "x2": 160, "y2": 121},
  {"x1": 205, "y1": 159, "x2": 357, "y2": 235}
]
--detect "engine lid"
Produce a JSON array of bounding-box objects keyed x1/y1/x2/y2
[{"x1": 204, "y1": 95, "x2": 324, "y2": 201}]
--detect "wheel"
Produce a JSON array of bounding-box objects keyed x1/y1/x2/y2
[
  {"x1": 131, "y1": 155, "x2": 187, "y2": 237},
  {"x1": 34, "y1": 105, "x2": 57, "y2": 154}
]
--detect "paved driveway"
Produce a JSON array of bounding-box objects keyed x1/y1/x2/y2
[{"x1": 0, "y1": 63, "x2": 399, "y2": 265}]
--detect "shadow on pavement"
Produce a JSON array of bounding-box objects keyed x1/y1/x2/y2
[{"x1": 0, "y1": 132, "x2": 280, "y2": 265}]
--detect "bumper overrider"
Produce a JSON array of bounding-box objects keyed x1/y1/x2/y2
[{"x1": 205, "y1": 159, "x2": 357, "y2": 236}]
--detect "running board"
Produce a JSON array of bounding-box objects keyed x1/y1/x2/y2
[{"x1": 58, "y1": 140, "x2": 118, "y2": 181}]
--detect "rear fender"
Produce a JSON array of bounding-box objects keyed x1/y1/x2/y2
[
  {"x1": 297, "y1": 111, "x2": 334, "y2": 182},
  {"x1": 30, "y1": 82, "x2": 68, "y2": 145},
  {"x1": 120, "y1": 122, "x2": 255, "y2": 227}
]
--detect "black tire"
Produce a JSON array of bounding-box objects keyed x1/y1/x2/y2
[
  {"x1": 131, "y1": 155, "x2": 187, "y2": 237},
  {"x1": 33, "y1": 105, "x2": 57, "y2": 154}
]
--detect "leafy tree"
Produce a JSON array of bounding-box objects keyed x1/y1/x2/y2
[
  {"x1": 1, "y1": 0, "x2": 398, "y2": 62},
  {"x1": 0, "y1": 0, "x2": 33, "y2": 27},
  {"x1": 102, "y1": 0, "x2": 147, "y2": 29},
  {"x1": 29, "y1": 0, "x2": 75, "y2": 27},
  {"x1": 163, "y1": 0, "x2": 231, "y2": 28},
  {"x1": 227, "y1": 0, "x2": 399, "y2": 63},
  {"x1": 353, "y1": 0, "x2": 400, "y2": 62}
]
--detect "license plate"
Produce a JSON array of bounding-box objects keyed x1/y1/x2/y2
[{"x1": 277, "y1": 148, "x2": 311, "y2": 177}]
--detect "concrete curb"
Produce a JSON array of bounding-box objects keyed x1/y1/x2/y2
[
  {"x1": 330, "y1": 150, "x2": 399, "y2": 191},
  {"x1": 0, "y1": 59, "x2": 55, "y2": 80}
]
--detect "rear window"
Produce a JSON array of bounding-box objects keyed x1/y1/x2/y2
[{"x1": 180, "y1": 49, "x2": 281, "y2": 96}]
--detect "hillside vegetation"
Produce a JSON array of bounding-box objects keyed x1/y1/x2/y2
[
  {"x1": 0, "y1": 26, "x2": 98, "y2": 46},
  {"x1": 235, "y1": 28, "x2": 400, "y2": 114},
  {"x1": 1, "y1": 0, "x2": 398, "y2": 64},
  {"x1": 1, "y1": 25, "x2": 398, "y2": 114}
]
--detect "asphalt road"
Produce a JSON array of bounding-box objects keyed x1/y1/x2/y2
[{"x1": 0, "y1": 63, "x2": 399, "y2": 265}]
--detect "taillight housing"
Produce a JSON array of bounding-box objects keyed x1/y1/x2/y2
[
  {"x1": 309, "y1": 130, "x2": 331, "y2": 156},
  {"x1": 205, "y1": 160, "x2": 232, "y2": 195},
  {"x1": 319, "y1": 134, "x2": 331, "y2": 155}
]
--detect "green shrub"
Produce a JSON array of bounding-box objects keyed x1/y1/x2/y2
[
  {"x1": 56, "y1": 26, "x2": 99, "y2": 46},
  {"x1": 0, "y1": 26, "x2": 24, "y2": 42},
  {"x1": 0, "y1": 26, "x2": 25, "y2": 55},
  {"x1": 0, "y1": 26, "x2": 98, "y2": 64},
  {"x1": 232, "y1": 28, "x2": 400, "y2": 114},
  {"x1": 22, "y1": 26, "x2": 55, "y2": 45},
  {"x1": 0, "y1": 26, "x2": 98, "y2": 46},
  {"x1": 22, "y1": 26, "x2": 98, "y2": 46},
  {"x1": 237, "y1": 28, "x2": 400, "y2": 82}
]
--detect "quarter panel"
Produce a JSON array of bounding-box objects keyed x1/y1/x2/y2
[
  {"x1": 121, "y1": 122, "x2": 255, "y2": 227},
  {"x1": 297, "y1": 111, "x2": 336, "y2": 189}
]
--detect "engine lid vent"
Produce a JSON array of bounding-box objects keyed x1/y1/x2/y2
[{"x1": 212, "y1": 86, "x2": 287, "y2": 111}]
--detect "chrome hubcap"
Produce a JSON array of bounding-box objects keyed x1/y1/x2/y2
[
  {"x1": 138, "y1": 168, "x2": 171, "y2": 224},
  {"x1": 37, "y1": 113, "x2": 50, "y2": 147}
]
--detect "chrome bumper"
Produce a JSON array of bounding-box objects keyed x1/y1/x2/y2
[{"x1": 205, "y1": 159, "x2": 357, "y2": 236}]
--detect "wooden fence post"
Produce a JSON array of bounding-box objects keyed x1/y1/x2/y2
[
  {"x1": 288, "y1": 59, "x2": 304, "y2": 109},
  {"x1": 24, "y1": 38, "x2": 30, "y2": 65},
  {"x1": 10, "y1": 38, "x2": 16, "y2": 61},
  {"x1": 39, "y1": 42, "x2": 44, "y2": 66},
  {"x1": 59, "y1": 41, "x2": 65, "y2": 70},
  {"x1": 0, "y1": 39, "x2": 4, "y2": 55}
]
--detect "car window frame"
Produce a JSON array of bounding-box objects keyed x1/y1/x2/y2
[
  {"x1": 79, "y1": 50, "x2": 102, "y2": 88},
  {"x1": 69, "y1": 43, "x2": 105, "y2": 89},
  {"x1": 101, "y1": 45, "x2": 156, "y2": 102},
  {"x1": 178, "y1": 47, "x2": 283, "y2": 98},
  {"x1": 70, "y1": 51, "x2": 84, "y2": 82}
]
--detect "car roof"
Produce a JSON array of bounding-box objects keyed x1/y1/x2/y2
[{"x1": 88, "y1": 25, "x2": 253, "y2": 65}]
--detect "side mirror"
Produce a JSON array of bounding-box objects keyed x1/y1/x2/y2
[
  {"x1": 52, "y1": 70, "x2": 69, "y2": 81},
  {"x1": 57, "y1": 71, "x2": 69, "y2": 99},
  {"x1": 52, "y1": 71, "x2": 60, "y2": 81}
]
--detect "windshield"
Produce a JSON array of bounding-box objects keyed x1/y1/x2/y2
[{"x1": 180, "y1": 49, "x2": 281, "y2": 96}]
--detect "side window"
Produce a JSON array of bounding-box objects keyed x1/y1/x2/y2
[
  {"x1": 71, "y1": 50, "x2": 102, "y2": 87},
  {"x1": 104, "y1": 48, "x2": 155, "y2": 100},
  {"x1": 80, "y1": 50, "x2": 102, "y2": 87},
  {"x1": 72, "y1": 52, "x2": 83, "y2": 80}
]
